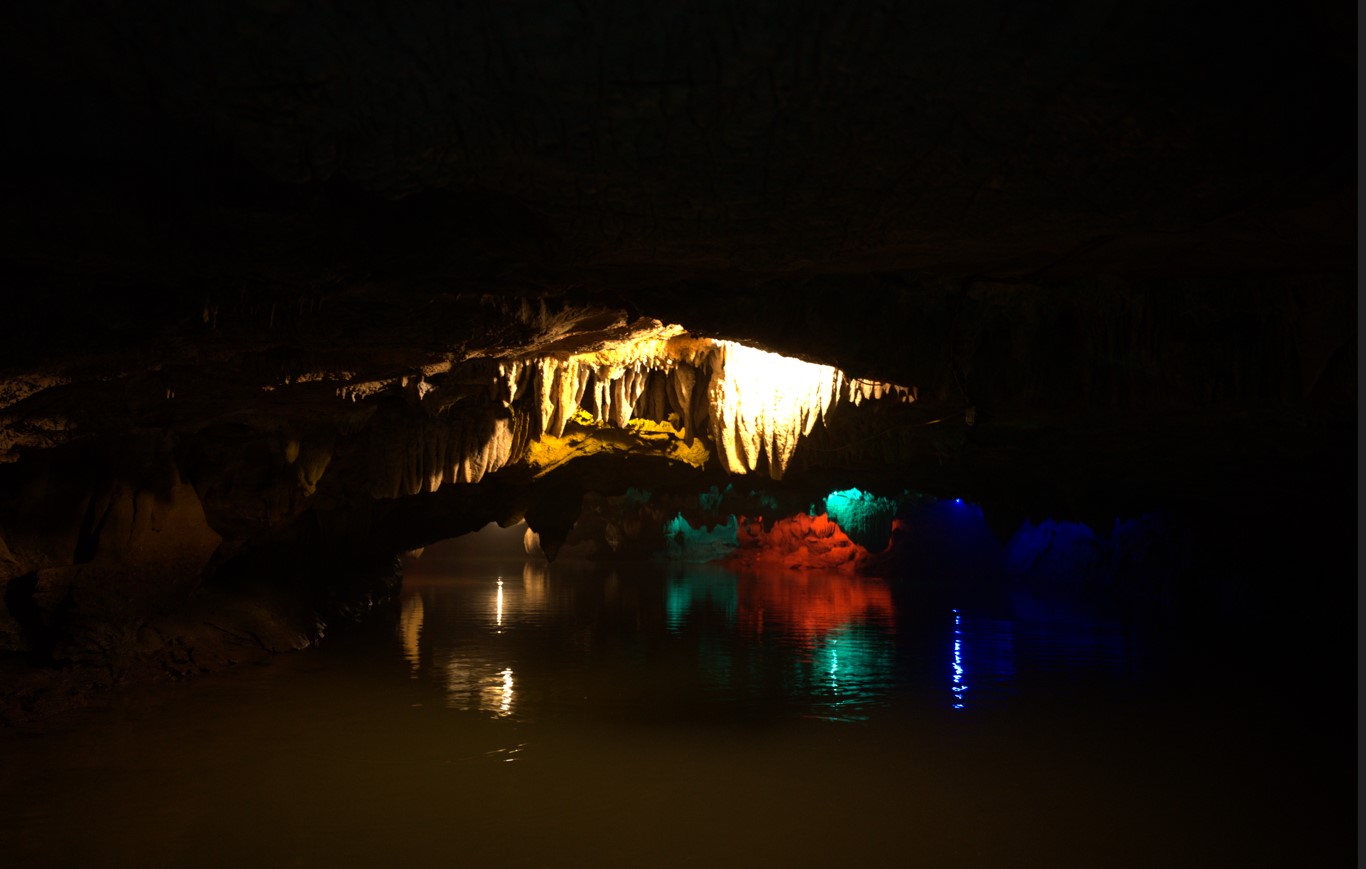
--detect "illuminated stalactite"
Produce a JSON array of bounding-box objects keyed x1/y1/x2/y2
[
  {"x1": 372, "y1": 413, "x2": 526, "y2": 498},
  {"x1": 507, "y1": 330, "x2": 913, "y2": 481},
  {"x1": 707, "y1": 341, "x2": 842, "y2": 478},
  {"x1": 366, "y1": 327, "x2": 913, "y2": 499}
]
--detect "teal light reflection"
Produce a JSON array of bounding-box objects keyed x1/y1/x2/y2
[
  {"x1": 665, "y1": 566, "x2": 738, "y2": 631},
  {"x1": 807, "y1": 624, "x2": 895, "y2": 722},
  {"x1": 663, "y1": 566, "x2": 896, "y2": 721}
]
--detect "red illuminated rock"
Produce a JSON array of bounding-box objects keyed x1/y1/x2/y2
[{"x1": 729, "y1": 512, "x2": 869, "y2": 571}]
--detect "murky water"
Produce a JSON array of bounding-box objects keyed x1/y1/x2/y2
[{"x1": 0, "y1": 544, "x2": 1351, "y2": 867}]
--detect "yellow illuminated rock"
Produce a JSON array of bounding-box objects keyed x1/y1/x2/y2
[
  {"x1": 524, "y1": 411, "x2": 711, "y2": 476},
  {"x1": 509, "y1": 330, "x2": 911, "y2": 480}
]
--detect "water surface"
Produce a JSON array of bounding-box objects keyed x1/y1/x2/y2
[{"x1": 0, "y1": 546, "x2": 1350, "y2": 867}]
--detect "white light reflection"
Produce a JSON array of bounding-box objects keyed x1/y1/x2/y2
[
  {"x1": 499, "y1": 667, "x2": 514, "y2": 715},
  {"x1": 951, "y1": 609, "x2": 967, "y2": 710},
  {"x1": 444, "y1": 658, "x2": 517, "y2": 718},
  {"x1": 496, "y1": 577, "x2": 504, "y2": 629}
]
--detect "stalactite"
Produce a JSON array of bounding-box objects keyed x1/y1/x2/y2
[
  {"x1": 668, "y1": 365, "x2": 696, "y2": 443},
  {"x1": 425, "y1": 424, "x2": 445, "y2": 492},
  {"x1": 536, "y1": 358, "x2": 557, "y2": 436},
  {"x1": 573, "y1": 365, "x2": 591, "y2": 412},
  {"x1": 703, "y1": 341, "x2": 909, "y2": 480},
  {"x1": 381, "y1": 328, "x2": 918, "y2": 494},
  {"x1": 609, "y1": 370, "x2": 630, "y2": 428}
]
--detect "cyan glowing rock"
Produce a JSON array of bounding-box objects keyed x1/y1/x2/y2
[
  {"x1": 664, "y1": 513, "x2": 740, "y2": 562},
  {"x1": 820, "y1": 487, "x2": 899, "y2": 551}
]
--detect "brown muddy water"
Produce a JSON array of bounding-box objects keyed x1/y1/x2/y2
[{"x1": 0, "y1": 541, "x2": 1351, "y2": 867}]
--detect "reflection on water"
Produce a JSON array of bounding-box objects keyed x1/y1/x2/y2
[
  {"x1": 658, "y1": 566, "x2": 899, "y2": 720},
  {"x1": 399, "y1": 553, "x2": 1137, "y2": 723},
  {"x1": 951, "y1": 609, "x2": 966, "y2": 710},
  {"x1": 444, "y1": 656, "x2": 516, "y2": 717},
  {"x1": 666, "y1": 566, "x2": 737, "y2": 631},
  {"x1": 522, "y1": 560, "x2": 548, "y2": 603},
  {"x1": 734, "y1": 567, "x2": 894, "y2": 646},
  {"x1": 805, "y1": 625, "x2": 896, "y2": 721},
  {"x1": 399, "y1": 593, "x2": 423, "y2": 674},
  {"x1": 0, "y1": 542, "x2": 1352, "y2": 868}
]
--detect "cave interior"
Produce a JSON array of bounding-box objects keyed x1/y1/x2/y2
[{"x1": 0, "y1": 2, "x2": 1356, "y2": 864}]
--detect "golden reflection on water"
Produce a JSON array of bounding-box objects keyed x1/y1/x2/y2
[
  {"x1": 496, "y1": 578, "x2": 504, "y2": 629},
  {"x1": 444, "y1": 656, "x2": 517, "y2": 717},
  {"x1": 521, "y1": 561, "x2": 548, "y2": 603},
  {"x1": 424, "y1": 577, "x2": 521, "y2": 717},
  {"x1": 499, "y1": 667, "x2": 514, "y2": 715},
  {"x1": 399, "y1": 593, "x2": 424, "y2": 674}
]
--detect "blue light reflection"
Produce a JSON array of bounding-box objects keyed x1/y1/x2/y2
[{"x1": 951, "y1": 609, "x2": 967, "y2": 710}]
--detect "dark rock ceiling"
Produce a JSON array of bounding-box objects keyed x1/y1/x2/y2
[
  {"x1": 0, "y1": 0, "x2": 1353, "y2": 449},
  {"x1": 1, "y1": 1, "x2": 1353, "y2": 294},
  {"x1": 0, "y1": 1, "x2": 1353, "y2": 419}
]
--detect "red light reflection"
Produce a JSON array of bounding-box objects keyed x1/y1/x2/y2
[{"x1": 736, "y1": 568, "x2": 894, "y2": 647}]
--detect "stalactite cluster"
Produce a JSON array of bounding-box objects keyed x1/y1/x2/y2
[
  {"x1": 502, "y1": 333, "x2": 913, "y2": 480},
  {"x1": 372, "y1": 413, "x2": 532, "y2": 499},
  {"x1": 366, "y1": 328, "x2": 914, "y2": 498}
]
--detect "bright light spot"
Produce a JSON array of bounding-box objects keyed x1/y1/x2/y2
[
  {"x1": 709, "y1": 341, "x2": 844, "y2": 478},
  {"x1": 496, "y1": 582, "x2": 504, "y2": 628}
]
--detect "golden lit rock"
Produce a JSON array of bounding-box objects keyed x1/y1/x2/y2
[{"x1": 503, "y1": 327, "x2": 912, "y2": 481}]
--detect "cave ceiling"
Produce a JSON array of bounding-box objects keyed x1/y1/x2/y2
[{"x1": 0, "y1": 1, "x2": 1354, "y2": 501}]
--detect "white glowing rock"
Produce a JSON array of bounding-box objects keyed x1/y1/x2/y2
[
  {"x1": 536, "y1": 359, "x2": 557, "y2": 434},
  {"x1": 672, "y1": 365, "x2": 697, "y2": 441},
  {"x1": 572, "y1": 364, "x2": 591, "y2": 410},
  {"x1": 499, "y1": 361, "x2": 524, "y2": 406},
  {"x1": 487, "y1": 328, "x2": 912, "y2": 482},
  {"x1": 551, "y1": 363, "x2": 580, "y2": 437},
  {"x1": 705, "y1": 341, "x2": 847, "y2": 479}
]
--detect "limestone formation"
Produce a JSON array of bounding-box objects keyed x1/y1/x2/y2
[{"x1": 495, "y1": 332, "x2": 913, "y2": 482}]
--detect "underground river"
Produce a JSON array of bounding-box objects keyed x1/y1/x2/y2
[{"x1": 0, "y1": 538, "x2": 1352, "y2": 867}]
